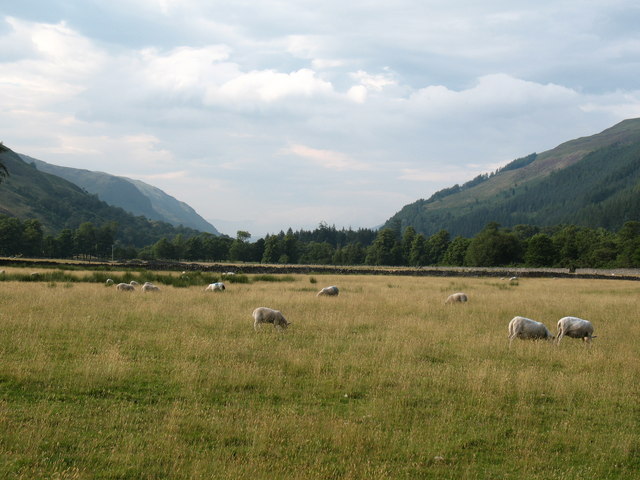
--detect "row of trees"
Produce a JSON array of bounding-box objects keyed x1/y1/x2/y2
[
  {"x1": 0, "y1": 216, "x2": 124, "y2": 259},
  {"x1": 3, "y1": 215, "x2": 640, "y2": 269}
]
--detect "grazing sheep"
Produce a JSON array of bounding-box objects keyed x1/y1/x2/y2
[
  {"x1": 317, "y1": 285, "x2": 339, "y2": 297},
  {"x1": 508, "y1": 316, "x2": 554, "y2": 347},
  {"x1": 105, "y1": 278, "x2": 114, "y2": 285},
  {"x1": 116, "y1": 282, "x2": 135, "y2": 291},
  {"x1": 509, "y1": 276, "x2": 519, "y2": 285},
  {"x1": 142, "y1": 283, "x2": 160, "y2": 292},
  {"x1": 0, "y1": 270, "x2": 5, "y2": 275},
  {"x1": 204, "y1": 282, "x2": 225, "y2": 292},
  {"x1": 222, "y1": 272, "x2": 235, "y2": 277},
  {"x1": 129, "y1": 280, "x2": 139, "y2": 286},
  {"x1": 445, "y1": 292, "x2": 468, "y2": 304},
  {"x1": 252, "y1": 307, "x2": 290, "y2": 331},
  {"x1": 556, "y1": 316, "x2": 596, "y2": 344}
]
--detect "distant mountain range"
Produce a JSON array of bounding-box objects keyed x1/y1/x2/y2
[
  {"x1": 0, "y1": 144, "x2": 218, "y2": 246},
  {"x1": 384, "y1": 118, "x2": 640, "y2": 237},
  {"x1": 22, "y1": 155, "x2": 219, "y2": 235}
]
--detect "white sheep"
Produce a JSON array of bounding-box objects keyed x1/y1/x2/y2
[
  {"x1": 317, "y1": 285, "x2": 339, "y2": 297},
  {"x1": 252, "y1": 307, "x2": 290, "y2": 331},
  {"x1": 445, "y1": 292, "x2": 468, "y2": 304},
  {"x1": 204, "y1": 282, "x2": 226, "y2": 292},
  {"x1": 105, "y1": 278, "x2": 114, "y2": 285},
  {"x1": 129, "y1": 280, "x2": 139, "y2": 286},
  {"x1": 116, "y1": 283, "x2": 135, "y2": 291},
  {"x1": 142, "y1": 283, "x2": 160, "y2": 292},
  {"x1": 556, "y1": 316, "x2": 596, "y2": 344},
  {"x1": 222, "y1": 272, "x2": 235, "y2": 277},
  {"x1": 508, "y1": 316, "x2": 554, "y2": 347}
]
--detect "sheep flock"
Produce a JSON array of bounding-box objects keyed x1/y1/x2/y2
[{"x1": 99, "y1": 272, "x2": 605, "y2": 346}]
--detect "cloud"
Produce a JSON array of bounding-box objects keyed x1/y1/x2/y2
[
  {"x1": 281, "y1": 144, "x2": 371, "y2": 171},
  {"x1": 138, "y1": 45, "x2": 232, "y2": 92},
  {"x1": 2, "y1": 2, "x2": 640, "y2": 237},
  {"x1": 204, "y1": 68, "x2": 334, "y2": 106},
  {"x1": 408, "y1": 74, "x2": 579, "y2": 117}
]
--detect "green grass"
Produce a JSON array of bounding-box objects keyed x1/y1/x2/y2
[{"x1": 0, "y1": 274, "x2": 638, "y2": 479}]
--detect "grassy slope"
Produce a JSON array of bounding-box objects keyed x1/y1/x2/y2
[
  {"x1": 0, "y1": 147, "x2": 90, "y2": 225},
  {"x1": 387, "y1": 118, "x2": 640, "y2": 236},
  {"x1": 0, "y1": 273, "x2": 638, "y2": 479},
  {"x1": 428, "y1": 118, "x2": 640, "y2": 212},
  {"x1": 24, "y1": 154, "x2": 220, "y2": 235}
]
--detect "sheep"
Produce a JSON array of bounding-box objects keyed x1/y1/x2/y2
[
  {"x1": 317, "y1": 285, "x2": 339, "y2": 297},
  {"x1": 204, "y1": 282, "x2": 225, "y2": 292},
  {"x1": 556, "y1": 316, "x2": 596, "y2": 344},
  {"x1": 252, "y1": 307, "x2": 290, "y2": 331},
  {"x1": 142, "y1": 283, "x2": 160, "y2": 292},
  {"x1": 508, "y1": 316, "x2": 554, "y2": 347},
  {"x1": 509, "y1": 276, "x2": 519, "y2": 285},
  {"x1": 116, "y1": 282, "x2": 135, "y2": 291},
  {"x1": 222, "y1": 272, "x2": 235, "y2": 277},
  {"x1": 105, "y1": 278, "x2": 114, "y2": 286},
  {"x1": 445, "y1": 292, "x2": 468, "y2": 304},
  {"x1": 129, "y1": 280, "x2": 139, "y2": 286}
]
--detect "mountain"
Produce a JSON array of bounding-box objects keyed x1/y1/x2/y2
[
  {"x1": 0, "y1": 144, "x2": 205, "y2": 246},
  {"x1": 385, "y1": 118, "x2": 640, "y2": 237},
  {"x1": 21, "y1": 155, "x2": 220, "y2": 235}
]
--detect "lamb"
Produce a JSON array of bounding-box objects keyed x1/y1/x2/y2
[
  {"x1": 445, "y1": 292, "x2": 468, "y2": 304},
  {"x1": 204, "y1": 282, "x2": 225, "y2": 292},
  {"x1": 116, "y1": 282, "x2": 135, "y2": 291},
  {"x1": 105, "y1": 278, "x2": 114, "y2": 285},
  {"x1": 556, "y1": 316, "x2": 596, "y2": 344},
  {"x1": 142, "y1": 283, "x2": 160, "y2": 292},
  {"x1": 252, "y1": 307, "x2": 290, "y2": 331},
  {"x1": 317, "y1": 285, "x2": 339, "y2": 296},
  {"x1": 508, "y1": 316, "x2": 554, "y2": 347}
]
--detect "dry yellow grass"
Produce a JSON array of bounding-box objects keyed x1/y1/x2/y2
[{"x1": 0, "y1": 274, "x2": 639, "y2": 479}]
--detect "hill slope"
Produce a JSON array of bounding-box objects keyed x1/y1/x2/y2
[
  {"x1": 385, "y1": 118, "x2": 640, "y2": 237},
  {"x1": 0, "y1": 145, "x2": 204, "y2": 246},
  {"x1": 22, "y1": 155, "x2": 219, "y2": 235}
]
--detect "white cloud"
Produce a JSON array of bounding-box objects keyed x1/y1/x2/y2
[
  {"x1": 351, "y1": 69, "x2": 397, "y2": 91},
  {"x1": 205, "y1": 68, "x2": 334, "y2": 106},
  {"x1": 408, "y1": 74, "x2": 579, "y2": 117},
  {"x1": 281, "y1": 144, "x2": 371, "y2": 171},
  {"x1": 2, "y1": 2, "x2": 640, "y2": 236},
  {"x1": 138, "y1": 45, "x2": 232, "y2": 92}
]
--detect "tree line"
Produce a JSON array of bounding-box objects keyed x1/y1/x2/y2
[{"x1": 2, "y1": 215, "x2": 640, "y2": 269}]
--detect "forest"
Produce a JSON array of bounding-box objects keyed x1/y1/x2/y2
[{"x1": 2, "y1": 215, "x2": 640, "y2": 269}]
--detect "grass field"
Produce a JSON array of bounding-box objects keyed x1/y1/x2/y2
[{"x1": 0, "y1": 273, "x2": 638, "y2": 479}]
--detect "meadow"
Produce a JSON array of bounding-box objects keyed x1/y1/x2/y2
[{"x1": 0, "y1": 271, "x2": 638, "y2": 479}]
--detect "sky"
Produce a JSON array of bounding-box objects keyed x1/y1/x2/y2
[{"x1": 2, "y1": 1, "x2": 640, "y2": 238}]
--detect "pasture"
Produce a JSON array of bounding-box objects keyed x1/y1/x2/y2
[{"x1": 0, "y1": 272, "x2": 638, "y2": 479}]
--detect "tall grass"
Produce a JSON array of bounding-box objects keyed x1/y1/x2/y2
[{"x1": 0, "y1": 275, "x2": 638, "y2": 479}]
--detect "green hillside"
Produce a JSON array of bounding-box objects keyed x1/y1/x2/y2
[
  {"x1": 385, "y1": 118, "x2": 640, "y2": 237},
  {"x1": 0, "y1": 145, "x2": 203, "y2": 247},
  {"x1": 23, "y1": 154, "x2": 220, "y2": 235}
]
